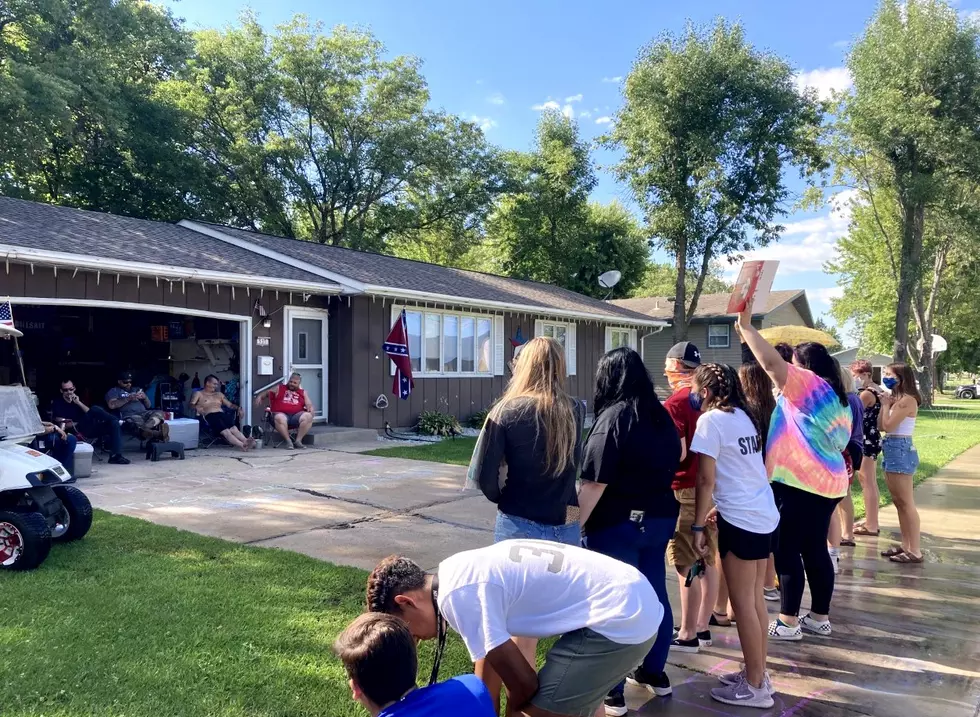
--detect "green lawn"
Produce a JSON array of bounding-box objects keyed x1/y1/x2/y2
[
  {"x1": 366, "y1": 436, "x2": 478, "y2": 466},
  {"x1": 0, "y1": 512, "x2": 475, "y2": 717}
]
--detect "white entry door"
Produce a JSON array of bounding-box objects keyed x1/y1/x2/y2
[{"x1": 285, "y1": 307, "x2": 328, "y2": 421}]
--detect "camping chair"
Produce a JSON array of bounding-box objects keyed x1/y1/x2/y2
[
  {"x1": 197, "y1": 415, "x2": 223, "y2": 449},
  {"x1": 264, "y1": 408, "x2": 298, "y2": 448}
]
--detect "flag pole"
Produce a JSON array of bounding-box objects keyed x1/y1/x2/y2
[{"x1": 13, "y1": 335, "x2": 26, "y2": 386}]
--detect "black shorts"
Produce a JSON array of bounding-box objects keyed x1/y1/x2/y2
[
  {"x1": 717, "y1": 515, "x2": 773, "y2": 561},
  {"x1": 275, "y1": 412, "x2": 305, "y2": 428},
  {"x1": 204, "y1": 412, "x2": 236, "y2": 432}
]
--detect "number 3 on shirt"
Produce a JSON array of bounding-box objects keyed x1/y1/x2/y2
[{"x1": 508, "y1": 543, "x2": 565, "y2": 573}]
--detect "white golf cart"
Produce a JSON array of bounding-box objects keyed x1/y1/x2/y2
[{"x1": 1, "y1": 323, "x2": 93, "y2": 570}]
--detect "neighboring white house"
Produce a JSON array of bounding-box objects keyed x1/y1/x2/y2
[{"x1": 833, "y1": 347, "x2": 893, "y2": 384}]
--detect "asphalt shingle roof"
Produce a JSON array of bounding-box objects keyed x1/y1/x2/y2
[
  {"x1": 197, "y1": 223, "x2": 661, "y2": 323},
  {"x1": 0, "y1": 197, "x2": 334, "y2": 286},
  {"x1": 611, "y1": 290, "x2": 805, "y2": 320}
]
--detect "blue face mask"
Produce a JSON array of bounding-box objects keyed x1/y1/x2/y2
[
  {"x1": 882, "y1": 377, "x2": 898, "y2": 390},
  {"x1": 688, "y1": 390, "x2": 704, "y2": 412}
]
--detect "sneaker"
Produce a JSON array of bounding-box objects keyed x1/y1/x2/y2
[
  {"x1": 242, "y1": 425, "x2": 252, "y2": 438},
  {"x1": 829, "y1": 548, "x2": 840, "y2": 574},
  {"x1": 763, "y1": 587, "x2": 780, "y2": 601},
  {"x1": 697, "y1": 630, "x2": 712, "y2": 647},
  {"x1": 718, "y1": 669, "x2": 775, "y2": 696},
  {"x1": 800, "y1": 613, "x2": 832, "y2": 637},
  {"x1": 282, "y1": 439, "x2": 295, "y2": 450},
  {"x1": 252, "y1": 425, "x2": 264, "y2": 441},
  {"x1": 294, "y1": 440, "x2": 308, "y2": 449},
  {"x1": 710, "y1": 676, "x2": 774, "y2": 709},
  {"x1": 108, "y1": 454, "x2": 131, "y2": 465},
  {"x1": 670, "y1": 636, "x2": 700, "y2": 653},
  {"x1": 768, "y1": 618, "x2": 803, "y2": 641},
  {"x1": 603, "y1": 693, "x2": 627, "y2": 717},
  {"x1": 627, "y1": 668, "x2": 672, "y2": 697}
]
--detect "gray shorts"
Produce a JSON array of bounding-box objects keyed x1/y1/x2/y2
[{"x1": 531, "y1": 628, "x2": 655, "y2": 717}]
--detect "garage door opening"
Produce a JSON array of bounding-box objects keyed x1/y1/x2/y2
[{"x1": 0, "y1": 303, "x2": 249, "y2": 425}]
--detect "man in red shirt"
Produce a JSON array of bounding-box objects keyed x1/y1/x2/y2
[
  {"x1": 266, "y1": 372, "x2": 315, "y2": 449},
  {"x1": 663, "y1": 342, "x2": 723, "y2": 653}
]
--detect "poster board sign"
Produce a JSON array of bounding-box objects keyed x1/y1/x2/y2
[{"x1": 727, "y1": 260, "x2": 779, "y2": 314}]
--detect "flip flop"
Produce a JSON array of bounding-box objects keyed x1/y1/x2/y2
[
  {"x1": 881, "y1": 546, "x2": 904, "y2": 557},
  {"x1": 854, "y1": 526, "x2": 880, "y2": 537},
  {"x1": 889, "y1": 551, "x2": 924, "y2": 564},
  {"x1": 840, "y1": 539, "x2": 857, "y2": 547}
]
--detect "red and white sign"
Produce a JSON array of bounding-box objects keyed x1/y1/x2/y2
[{"x1": 727, "y1": 260, "x2": 779, "y2": 314}]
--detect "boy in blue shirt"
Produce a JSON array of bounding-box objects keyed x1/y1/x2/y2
[{"x1": 334, "y1": 612, "x2": 495, "y2": 717}]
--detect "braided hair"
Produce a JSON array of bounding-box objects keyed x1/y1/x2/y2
[
  {"x1": 693, "y1": 363, "x2": 762, "y2": 439},
  {"x1": 366, "y1": 555, "x2": 427, "y2": 614}
]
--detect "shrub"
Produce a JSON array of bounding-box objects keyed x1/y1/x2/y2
[
  {"x1": 467, "y1": 408, "x2": 490, "y2": 429},
  {"x1": 416, "y1": 410, "x2": 463, "y2": 437}
]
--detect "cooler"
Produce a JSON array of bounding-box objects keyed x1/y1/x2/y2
[
  {"x1": 73, "y1": 441, "x2": 94, "y2": 479},
  {"x1": 166, "y1": 417, "x2": 200, "y2": 450}
]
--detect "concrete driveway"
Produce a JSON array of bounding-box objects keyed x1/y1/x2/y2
[{"x1": 82, "y1": 447, "x2": 493, "y2": 571}]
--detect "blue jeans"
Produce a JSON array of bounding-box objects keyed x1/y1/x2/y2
[
  {"x1": 584, "y1": 516, "x2": 676, "y2": 694},
  {"x1": 494, "y1": 512, "x2": 581, "y2": 545},
  {"x1": 44, "y1": 433, "x2": 77, "y2": 477}
]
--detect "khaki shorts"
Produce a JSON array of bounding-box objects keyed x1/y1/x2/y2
[{"x1": 667, "y1": 487, "x2": 718, "y2": 570}]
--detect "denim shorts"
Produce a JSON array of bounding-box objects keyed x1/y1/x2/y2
[
  {"x1": 882, "y1": 435, "x2": 919, "y2": 475},
  {"x1": 494, "y1": 511, "x2": 580, "y2": 545}
]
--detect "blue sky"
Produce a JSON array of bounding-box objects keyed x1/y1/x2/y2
[{"x1": 161, "y1": 0, "x2": 980, "y2": 337}]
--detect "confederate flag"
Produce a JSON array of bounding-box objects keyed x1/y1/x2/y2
[{"x1": 383, "y1": 310, "x2": 415, "y2": 399}]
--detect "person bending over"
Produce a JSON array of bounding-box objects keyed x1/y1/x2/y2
[
  {"x1": 191, "y1": 375, "x2": 254, "y2": 451},
  {"x1": 365, "y1": 540, "x2": 661, "y2": 717},
  {"x1": 334, "y1": 612, "x2": 495, "y2": 717}
]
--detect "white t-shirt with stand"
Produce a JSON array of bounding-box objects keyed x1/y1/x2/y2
[
  {"x1": 436, "y1": 540, "x2": 661, "y2": 661},
  {"x1": 689, "y1": 407, "x2": 779, "y2": 534}
]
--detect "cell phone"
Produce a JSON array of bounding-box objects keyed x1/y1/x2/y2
[{"x1": 685, "y1": 558, "x2": 706, "y2": 588}]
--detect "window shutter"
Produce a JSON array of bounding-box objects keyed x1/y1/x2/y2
[
  {"x1": 567, "y1": 323, "x2": 577, "y2": 376},
  {"x1": 604, "y1": 326, "x2": 613, "y2": 352},
  {"x1": 493, "y1": 315, "x2": 505, "y2": 376},
  {"x1": 630, "y1": 328, "x2": 638, "y2": 349}
]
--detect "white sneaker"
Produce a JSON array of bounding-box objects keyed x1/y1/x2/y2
[
  {"x1": 768, "y1": 619, "x2": 803, "y2": 641},
  {"x1": 800, "y1": 613, "x2": 832, "y2": 637},
  {"x1": 710, "y1": 675, "x2": 775, "y2": 709},
  {"x1": 763, "y1": 586, "x2": 780, "y2": 601},
  {"x1": 718, "y1": 668, "x2": 775, "y2": 696}
]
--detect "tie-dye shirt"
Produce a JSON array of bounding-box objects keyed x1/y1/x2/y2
[{"x1": 766, "y1": 364, "x2": 852, "y2": 498}]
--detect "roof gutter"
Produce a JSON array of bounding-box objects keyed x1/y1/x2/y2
[
  {"x1": 363, "y1": 285, "x2": 670, "y2": 327},
  {"x1": 0, "y1": 244, "x2": 342, "y2": 295}
]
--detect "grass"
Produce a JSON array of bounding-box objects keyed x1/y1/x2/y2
[
  {"x1": 365, "y1": 436, "x2": 477, "y2": 466},
  {"x1": 0, "y1": 512, "x2": 475, "y2": 717},
  {"x1": 850, "y1": 398, "x2": 980, "y2": 519}
]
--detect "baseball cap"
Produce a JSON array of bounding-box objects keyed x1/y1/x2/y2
[
  {"x1": 118, "y1": 370, "x2": 134, "y2": 382},
  {"x1": 667, "y1": 342, "x2": 701, "y2": 368}
]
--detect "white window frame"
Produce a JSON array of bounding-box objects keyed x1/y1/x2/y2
[
  {"x1": 534, "y1": 319, "x2": 577, "y2": 375},
  {"x1": 707, "y1": 323, "x2": 731, "y2": 349},
  {"x1": 605, "y1": 326, "x2": 637, "y2": 352},
  {"x1": 392, "y1": 305, "x2": 500, "y2": 378}
]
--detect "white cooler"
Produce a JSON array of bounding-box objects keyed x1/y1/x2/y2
[
  {"x1": 73, "y1": 441, "x2": 94, "y2": 479},
  {"x1": 166, "y1": 418, "x2": 200, "y2": 450}
]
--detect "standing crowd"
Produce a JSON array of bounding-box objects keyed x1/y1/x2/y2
[{"x1": 331, "y1": 308, "x2": 922, "y2": 717}]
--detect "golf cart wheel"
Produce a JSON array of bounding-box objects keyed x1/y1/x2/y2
[
  {"x1": 962, "y1": 389, "x2": 976, "y2": 400},
  {"x1": 0, "y1": 511, "x2": 52, "y2": 571},
  {"x1": 51, "y1": 485, "x2": 94, "y2": 543}
]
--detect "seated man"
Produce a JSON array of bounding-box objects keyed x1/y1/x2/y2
[
  {"x1": 366, "y1": 540, "x2": 662, "y2": 717},
  {"x1": 190, "y1": 374, "x2": 254, "y2": 451},
  {"x1": 52, "y1": 379, "x2": 130, "y2": 465},
  {"x1": 334, "y1": 613, "x2": 495, "y2": 717},
  {"x1": 105, "y1": 371, "x2": 169, "y2": 442},
  {"x1": 265, "y1": 372, "x2": 314, "y2": 449},
  {"x1": 38, "y1": 421, "x2": 77, "y2": 476}
]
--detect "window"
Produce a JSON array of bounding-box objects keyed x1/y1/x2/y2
[
  {"x1": 708, "y1": 323, "x2": 731, "y2": 349},
  {"x1": 397, "y1": 308, "x2": 499, "y2": 376},
  {"x1": 539, "y1": 321, "x2": 568, "y2": 348},
  {"x1": 605, "y1": 327, "x2": 635, "y2": 352},
  {"x1": 534, "y1": 320, "x2": 576, "y2": 375}
]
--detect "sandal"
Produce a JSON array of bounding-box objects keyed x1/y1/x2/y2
[
  {"x1": 854, "y1": 526, "x2": 880, "y2": 537},
  {"x1": 881, "y1": 546, "x2": 904, "y2": 558},
  {"x1": 840, "y1": 539, "x2": 856, "y2": 547},
  {"x1": 889, "y1": 551, "x2": 924, "y2": 564}
]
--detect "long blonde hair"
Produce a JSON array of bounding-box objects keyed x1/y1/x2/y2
[{"x1": 488, "y1": 337, "x2": 576, "y2": 476}]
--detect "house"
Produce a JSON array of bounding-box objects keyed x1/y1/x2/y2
[
  {"x1": 833, "y1": 347, "x2": 893, "y2": 384},
  {"x1": 0, "y1": 197, "x2": 664, "y2": 429},
  {"x1": 611, "y1": 290, "x2": 814, "y2": 381}
]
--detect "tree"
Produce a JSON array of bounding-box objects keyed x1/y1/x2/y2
[
  {"x1": 839, "y1": 0, "x2": 980, "y2": 368},
  {"x1": 813, "y1": 317, "x2": 842, "y2": 346},
  {"x1": 630, "y1": 261, "x2": 732, "y2": 298},
  {"x1": 608, "y1": 19, "x2": 824, "y2": 342},
  {"x1": 481, "y1": 111, "x2": 647, "y2": 298}
]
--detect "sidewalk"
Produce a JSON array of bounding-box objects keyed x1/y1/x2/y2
[{"x1": 652, "y1": 444, "x2": 980, "y2": 717}]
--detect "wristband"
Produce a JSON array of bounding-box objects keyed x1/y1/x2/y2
[{"x1": 691, "y1": 525, "x2": 705, "y2": 533}]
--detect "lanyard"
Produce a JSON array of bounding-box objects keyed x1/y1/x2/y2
[{"x1": 428, "y1": 576, "x2": 447, "y2": 686}]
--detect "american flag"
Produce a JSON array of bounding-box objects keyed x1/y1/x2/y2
[
  {"x1": 0, "y1": 301, "x2": 13, "y2": 328},
  {"x1": 383, "y1": 310, "x2": 415, "y2": 400}
]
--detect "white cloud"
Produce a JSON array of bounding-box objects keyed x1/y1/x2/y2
[
  {"x1": 961, "y1": 8, "x2": 980, "y2": 23},
  {"x1": 595, "y1": 116, "x2": 613, "y2": 125},
  {"x1": 532, "y1": 99, "x2": 575, "y2": 119},
  {"x1": 725, "y1": 190, "x2": 860, "y2": 275},
  {"x1": 809, "y1": 286, "x2": 845, "y2": 306},
  {"x1": 831, "y1": 39, "x2": 850, "y2": 50},
  {"x1": 795, "y1": 67, "x2": 853, "y2": 101},
  {"x1": 469, "y1": 115, "x2": 498, "y2": 131},
  {"x1": 565, "y1": 93, "x2": 584, "y2": 103},
  {"x1": 486, "y1": 92, "x2": 506, "y2": 105},
  {"x1": 579, "y1": 110, "x2": 592, "y2": 118},
  {"x1": 601, "y1": 76, "x2": 622, "y2": 83}
]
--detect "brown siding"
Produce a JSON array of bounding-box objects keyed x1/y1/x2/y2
[{"x1": 761, "y1": 302, "x2": 807, "y2": 329}]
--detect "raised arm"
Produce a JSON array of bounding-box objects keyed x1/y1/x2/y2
[{"x1": 737, "y1": 308, "x2": 788, "y2": 390}]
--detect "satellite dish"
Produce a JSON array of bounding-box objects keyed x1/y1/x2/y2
[
  {"x1": 598, "y1": 270, "x2": 622, "y2": 289},
  {"x1": 916, "y1": 334, "x2": 948, "y2": 354}
]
